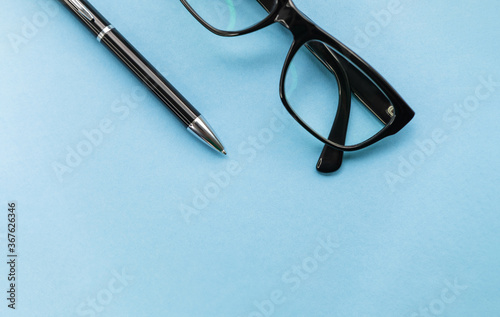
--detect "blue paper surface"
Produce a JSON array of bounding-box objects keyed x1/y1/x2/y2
[{"x1": 1, "y1": 0, "x2": 499, "y2": 316}]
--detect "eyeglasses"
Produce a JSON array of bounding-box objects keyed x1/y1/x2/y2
[{"x1": 180, "y1": 0, "x2": 415, "y2": 173}]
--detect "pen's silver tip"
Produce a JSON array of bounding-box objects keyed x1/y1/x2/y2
[{"x1": 187, "y1": 116, "x2": 226, "y2": 155}]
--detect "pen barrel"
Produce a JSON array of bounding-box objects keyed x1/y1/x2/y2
[
  {"x1": 100, "y1": 30, "x2": 200, "y2": 125},
  {"x1": 58, "y1": 0, "x2": 200, "y2": 126}
]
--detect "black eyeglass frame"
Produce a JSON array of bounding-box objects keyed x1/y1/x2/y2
[{"x1": 180, "y1": 0, "x2": 415, "y2": 153}]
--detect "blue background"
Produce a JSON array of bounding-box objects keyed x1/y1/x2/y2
[{"x1": 1, "y1": 0, "x2": 499, "y2": 316}]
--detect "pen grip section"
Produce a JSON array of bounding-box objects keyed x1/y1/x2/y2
[{"x1": 100, "y1": 30, "x2": 200, "y2": 126}]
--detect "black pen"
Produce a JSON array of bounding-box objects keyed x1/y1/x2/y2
[{"x1": 58, "y1": 0, "x2": 226, "y2": 154}]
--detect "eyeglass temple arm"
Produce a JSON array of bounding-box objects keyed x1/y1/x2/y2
[
  {"x1": 336, "y1": 55, "x2": 393, "y2": 125},
  {"x1": 307, "y1": 42, "x2": 394, "y2": 172},
  {"x1": 257, "y1": 0, "x2": 392, "y2": 172},
  {"x1": 306, "y1": 42, "x2": 351, "y2": 173},
  {"x1": 307, "y1": 42, "x2": 395, "y2": 173}
]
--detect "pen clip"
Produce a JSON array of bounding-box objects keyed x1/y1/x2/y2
[{"x1": 68, "y1": 0, "x2": 94, "y2": 21}]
